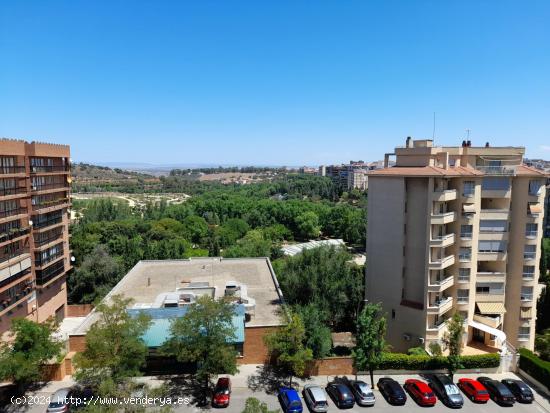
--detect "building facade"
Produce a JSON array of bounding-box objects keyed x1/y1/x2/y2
[
  {"x1": 366, "y1": 138, "x2": 547, "y2": 353},
  {"x1": 545, "y1": 182, "x2": 550, "y2": 238},
  {"x1": 318, "y1": 161, "x2": 369, "y2": 191},
  {"x1": 0, "y1": 139, "x2": 71, "y2": 336}
]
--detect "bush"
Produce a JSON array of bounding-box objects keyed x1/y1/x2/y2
[
  {"x1": 519, "y1": 348, "x2": 550, "y2": 389},
  {"x1": 378, "y1": 353, "x2": 500, "y2": 370},
  {"x1": 407, "y1": 347, "x2": 428, "y2": 356}
]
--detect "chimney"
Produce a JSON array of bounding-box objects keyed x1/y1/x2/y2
[
  {"x1": 485, "y1": 142, "x2": 490, "y2": 147},
  {"x1": 406, "y1": 136, "x2": 412, "y2": 148}
]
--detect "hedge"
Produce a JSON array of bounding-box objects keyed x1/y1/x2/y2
[
  {"x1": 519, "y1": 348, "x2": 550, "y2": 389},
  {"x1": 378, "y1": 352, "x2": 500, "y2": 370}
]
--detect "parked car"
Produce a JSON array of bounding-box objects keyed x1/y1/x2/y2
[
  {"x1": 428, "y1": 374, "x2": 463, "y2": 408},
  {"x1": 325, "y1": 382, "x2": 355, "y2": 409},
  {"x1": 348, "y1": 380, "x2": 376, "y2": 406},
  {"x1": 212, "y1": 377, "x2": 232, "y2": 407},
  {"x1": 477, "y1": 377, "x2": 515, "y2": 406},
  {"x1": 377, "y1": 378, "x2": 407, "y2": 406},
  {"x1": 47, "y1": 388, "x2": 73, "y2": 413},
  {"x1": 457, "y1": 378, "x2": 489, "y2": 403},
  {"x1": 302, "y1": 384, "x2": 328, "y2": 413},
  {"x1": 278, "y1": 387, "x2": 304, "y2": 413},
  {"x1": 501, "y1": 379, "x2": 534, "y2": 403},
  {"x1": 404, "y1": 379, "x2": 437, "y2": 406}
]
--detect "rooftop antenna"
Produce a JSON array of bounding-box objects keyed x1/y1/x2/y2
[
  {"x1": 466, "y1": 129, "x2": 471, "y2": 140},
  {"x1": 432, "y1": 112, "x2": 436, "y2": 141}
]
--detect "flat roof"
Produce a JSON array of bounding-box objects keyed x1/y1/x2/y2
[{"x1": 71, "y1": 257, "x2": 284, "y2": 335}]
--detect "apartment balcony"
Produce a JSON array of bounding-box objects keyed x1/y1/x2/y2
[
  {"x1": 0, "y1": 249, "x2": 31, "y2": 269},
  {"x1": 480, "y1": 209, "x2": 510, "y2": 220},
  {"x1": 31, "y1": 183, "x2": 70, "y2": 195},
  {"x1": 456, "y1": 297, "x2": 470, "y2": 309},
  {"x1": 477, "y1": 251, "x2": 507, "y2": 261},
  {"x1": 427, "y1": 296, "x2": 454, "y2": 315},
  {"x1": 0, "y1": 279, "x2": 34, "y2": 317},
  {"x1": 0, "y1": 186, "x2": 28, "y2": 200},
  {"x1": 30, "y1": 165, "x2": 70, "y2": 174},
  {"x1": 0, "y1": 226, "x2": 31, "y2": 246},
  {"x1": 524, "y1": 252, "x2": 537, "y2": 262},
  {"x1": 0, "y1": 207, "x2": 27, "y2": 223},
  {"x1": 31, "y1": 198, "x2": 70, "y2": 214},
  {"x1": 476, "y1": 271, "x2": 506, "y2": 283},
  {"x1": 473, "y1": 314, "x2": 502, "y2": 329},
  {"x1": 34, "y1": 249, "x2": 64, "y2": 269},
  {"x1": 429, "y1": 255, "x2": 455, "y2": 270},
  {"x1": 0, "y1": 166, "x2": 26, "y2": 177},
  {"x1": 33, "y1": 214, "x2": 64, "y2": 231},
  {"x1": 481, "y1": 188, "x2": 512, "y2": 198},
  {"x1": 0, "y1": 267, "x2": 31, "y2": 289},
  {"x1": 478, "y1": 231, "x2": 508, "y2": 241},
  {"x1": 34, "y1": 230, "x2": 64, "y2": 248},
  {"x1": 430, "y1": 211, "x2": 456, "y2": 225},
  {"x1": 429, "y1": 233, "x2": 455, "y2": 248},
  {"x1": 520, "y1": 294, "x2": 535, "y2": 306},
  {"x1": 428, "y1": 275, "x2": 454, "y2": 293},
  {"x1": 433, "y1": 189, "x2": 457, "y2": 202},
  {"x1": 35, "y1": 259, "x2": 66, "y2": 286},
  {"x1": 426, "y1": 320, "x2": 448, "y2": 338}
]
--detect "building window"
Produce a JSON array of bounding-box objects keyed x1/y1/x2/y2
[
  {"x1": 529, "y1": 180, "x2": 543, "y2": 195},
  {"x1": 482, "y1": 177, "x2": 510, "y2": 191},
  {"x1": 518, "y1": 327, "x2": 530, "y2": 341},
  {"x1": 524, "y1": 244, "x2": 537, "y2": 260},
  {"x1": 523, "y1": 266, "x2": 535, "y2": 279},
  {"x1": 463, "y1": 181, "x2": 475, "y2": 197},
  {"x1": 458, "y1": 268, "x2": 470, "y2": 282},
  {"x1": 521, "y1": 286, "x2": 534, "y2": 301},
  {"x1": 459, "y1": 248, "x2": 471, "y2": 262},
  {"x1": 476, "y1": 283, "x2": 504, "y2": 295},
  {"x1": 460, "y1": 225, "x2": 473, "y2": 239},
  {"x1": 525, "y1": 223, "x2": 538, "y2": 238},
  {"x1": 479, "y1": 220, "x2": 507, "y2": 233},
  {"x1": 457, "y1": 289, "x2": 469, "y2": 304},
  {"x1": 478, "y1": 240, "x2": 506, "y2": 253}
]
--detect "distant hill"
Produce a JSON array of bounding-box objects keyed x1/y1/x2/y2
[{"x1": 72, "y1": 163, "x2": 156, "y2": 183}]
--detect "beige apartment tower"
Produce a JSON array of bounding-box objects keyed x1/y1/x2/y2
[
  {"x1": 0, "y1": 139, "x2": 71, "y2": 336},
  {"x1": 366, "y1": 138, "x2": 547, "y2": 353}
]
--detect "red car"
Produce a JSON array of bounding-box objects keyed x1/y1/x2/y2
[
  {"x1": 212, "y1": 378, "x2": 231, "y2": 407},
  {"x1": 404, "y1": 379, "x2": 437, "y2": 406},
  {"x1": 458, "y1": 378, "x2": 490, "y2": 403}
]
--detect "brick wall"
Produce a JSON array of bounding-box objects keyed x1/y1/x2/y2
[
  {"x1": 68, "y1": 335, "x2": 87, "y2": 352},
  {"x1": 239, "y1": 326, "x2": 280, "y2": 364},
  {"x1": 67, "y1": 304, "x2": 93, "y2": 317},
  {"x1": 306, "y1": 357, "x2": 355, "y2": 376}
]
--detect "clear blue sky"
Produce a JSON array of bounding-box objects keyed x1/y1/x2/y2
[{"x1": 1, "y1": 1, "x2": 549, "y2": 166}]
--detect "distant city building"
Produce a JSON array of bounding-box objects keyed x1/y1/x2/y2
[
  {"x1": 545, "y1": 182, "x2": 550, "y2": 237},
  {"x1": 317, "y1": 161, "x2": 373, "y2": 191},
  {"x1": 366, "y1": 138, "x2": 547, "y2": 353},
  {"x1": 0, "y1": 139, "x2": 71, "y2": 337},
  {"x1": 299, "y1": 166, "x2": 318, "y2": 175}
]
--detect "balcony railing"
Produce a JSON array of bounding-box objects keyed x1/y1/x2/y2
[
  {"x1": 457, "y1": 297, "x2": 469, "y2": 304},
  {"x1": 0, "y1": 207, "x2": 27, "y2": 219},
  {"x1": 0, "y1": 267, "x2": 31, "y2": 289},
  {"x1": 33, "y1": 214, "x2": 63, "y2": 229},
  {"x1": 477, "y1": 271, "x2": 505, "y2": 277},
  {"x1": 476, "y1": 165, "x2": 517, "y2": 175},
  {"x1": 522, "y1": 272, "x2": 535, "y2": 279},
  {"x1": 524, "y1": 252, "x2": 537, "y2": 260},
  {"x1": 35, "y1": 259, "x2": 65, "y2": 285},
  {"x1": 0, "y1": 281, "x2": 34, "y2": 312},
  {"x1": 31, "y1": 183, "x2": 69, "y2": 192},
  {"x1": 521, "y1": 294, "x2": 533, "y2": 301},
  {"x1": 459, "y1": 253, "x2": 471, "y2": 262},
  {"x1": 30, "y1": 165, "x2": 69, "y2": 173},
  {"x1": 525, "y1": 231, "x2": 538, "y2": 238},
  {"x1": 35, "y1": 249, "x2": 64, "y2": 267},
  {"x1": 31, "y1": 198, "x2": 69, "y2": 211},
  {"x1": 0, "y1": 166, "x2": 25, "y2": 175},
  {"x1": 34, "y1": 230, "x2": 63, "y2": 247},
  {"x1": 458, "y1": 275, "x2": 470, "y2": 283},
  {"x1": 518, "y1": 333, "x2": 530, "y2": 341},
  {"x1": 0, "y1": 248, "x2": 30, "y2": 265},
  {"x1": 0, "y1": 187, "x2": 27, "y2": 197},
  {"x1": 460, "y1": 232, "x2": 473, "y2": 239},
  {"x1": 0, "y1": 226, "x2": 31, "y2": 243}
]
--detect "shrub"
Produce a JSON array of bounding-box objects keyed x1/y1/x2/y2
[
  {"x1": 378, "y1": 352, "x2": 499, "y2": 370},
  {"x1": 519, "y1": 348, "x2": 550, "y2": 389},
  {"x1": 407, "y1": 347, "x2": 428, "y2": 356},
  {"x1": 428, "y1": 342, "x2": 443, "y2": 356}
]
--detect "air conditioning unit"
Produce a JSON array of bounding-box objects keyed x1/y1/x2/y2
[
  {"x1": 418, "y1": 337, "x2": 425, "y2": 344},
  {"x1": 403, "y1": 333, "x2": 411, "y2": 341}
]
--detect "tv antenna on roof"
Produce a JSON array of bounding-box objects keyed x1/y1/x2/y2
[
  {"x1": 432, "y1": 112, "x2": 436, "y2": 140},
  {"x1": 466, "y1": 129, "x2": 471, "y2": 140}
]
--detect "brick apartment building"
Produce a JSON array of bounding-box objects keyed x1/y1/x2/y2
[{"x1": 0, "y1": 138, "x2": 71, "y2": 337}]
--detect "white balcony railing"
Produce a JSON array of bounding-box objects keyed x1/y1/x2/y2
[{"x1": 476, "y1": 165, "x2": 517, "y2": 175}]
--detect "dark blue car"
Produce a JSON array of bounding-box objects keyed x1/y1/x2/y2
[{"x1": 278, "y1": 387, "x2": 303, "y2": 413}]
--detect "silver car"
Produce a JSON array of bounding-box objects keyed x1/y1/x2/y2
[
  {"x1": 46, "y1": 388, "x2": 72, "y2": 413},
  {"x1": 302, "y1": 384, "x2": 328, "y2": 413},
  {"x1": 349, "y1": 380, "x2": 376, "y2": 406}
]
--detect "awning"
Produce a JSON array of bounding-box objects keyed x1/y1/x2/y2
[
  {"x1": 520, "y1": 307, "x2": 532, "y2": 318},
  {"x1": 463, "y1": 204, "x2": 476, "y2": 213},
  {"x1": 469, "y1": 319, "x2": 506, "y2": 344},
  {"x1": 529, "y1": 204, "x2": 542, "y2": 214},
  {"x1": 476, "y1": 302, "x2": 506, "y2": 314}
]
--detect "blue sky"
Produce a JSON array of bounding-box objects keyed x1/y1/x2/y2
[{"x1": 1, "y1": 1, "x2": 549, "y2": 166}]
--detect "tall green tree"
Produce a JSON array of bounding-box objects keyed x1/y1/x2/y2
[
  {"x1": 0, "y1": 318, "x2": 63, "y2": 390},
  {"x1": 295, "y1": 211, "x2": 321, "y2": 240},
  {"x1": 443, "y1": 313, "x2": 465, "y2": 379},
  {"x1": 295, "y1": 304, "x2": 332, "y2": 359},
  {"x1": 535, "y1": 328, "x2": 550, "y2": 361},
  {"x1": 162, "y1": 296, "x2": 238, "y2": 396},
  {"x1": 352, "y1": 303, "x2": 386, "y2": 387},
  {"x1": 74, "y1": 295, "x2": 151, "y2": 386},
  {"x1": 264, "y1": 311, "x2": 313, "y2": 386}
]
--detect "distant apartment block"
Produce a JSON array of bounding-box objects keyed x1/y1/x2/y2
[
  {"x1": 318, "y1": 161, "x2": 371, "y2": 191},
  {"x1": 0, "y1": 139, "x2": 71, "y2": 336},
  {"x1": 366, "y1": 138, "x2": 547, "y2": 353},
  {"x1": 545, "y1": 182, "x2": 550, "y2": 237}
]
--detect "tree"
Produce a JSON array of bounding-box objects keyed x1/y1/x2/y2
[
  {"x1": 535, "y1": 329, "x2": 550, "y2": 361},
  {"x1": 162, "y1": 296, "x2": 238, "y2": 398},
  {"x1": 68, "y1": 244, "x2": 123, "y2": 304},
  {"x1": 352, "y1": 303, "x2": 386, "y2": 387},
  {"x1": 442, "y1": 313, "x2": 465, "y2": 379},
  {"x1": 182, "y1": 215, "x2": 209, "y2": 244},
  {"x1": 295, "y1": 304, "x2": 332, "y2": 359},
  {"x1": 428, "y1": 341, "x2": 443, "y2": 356},
  {"x1": 241, "y1": 397, "x2": 280, "y2": 413},
  {"x1": 0, "y1": 318, "x2": 63, "y2": 390},
  {"x1": 264, "y1": 311, "x2": 313, "y2": 386},
  {"x1": 223, "y1": 230, "x2": 272, "y2": 258},
  {"x1": 295, "y1": 212, "x2": 320, "y2": 240},
  {"x1": 74, "y1": 295, "x2": 151, "y2": 386}
]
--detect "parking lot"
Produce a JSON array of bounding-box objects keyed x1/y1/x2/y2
[{"x1": 7, "y1": 372, "x2": 549, "y2": 413}]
